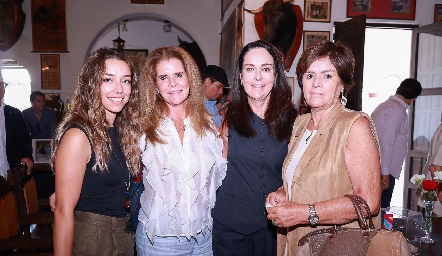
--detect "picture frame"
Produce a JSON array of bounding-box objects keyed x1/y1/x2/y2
[
  {"x1": 287, "y1": 76, "x2": 295, "y2": 99},
  {"x1": 435, "y1": 4, "x2": 442, "y2": 23},
  {"x1": 304, "y1": 0, "x2": 331, "y2": 23},
  {"x1": 123, "y1": 49, "x2": 148, "y2": 75},
  {"x1": 220, "y1": 0, "x2": 244, "y2": 86},
  {"x1": 346, "y1": 0, "x2": 416, "y2": 20},
  {"x1": 31, "y1": 0, "x2": 68, "y2": 52},
  {"x1": 41, "y1": 54, "x2": 61, "y2": 90},
  {"x1": 44, "y1": 93, "x2": 64, "y2": 112},
  {"x1": 32, "y1": 139, "x2": 52, "y2": 164},
  {"x1": 131, "y1": 0, "x2": 164, "y2": 3},
  {"x1": 303, "y1": 31, "x2": 330, "y2": 50}
]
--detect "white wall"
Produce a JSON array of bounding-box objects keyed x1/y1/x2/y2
[
  {"x1": 0, "y1": 0, "x2": 440, "y2": 104},
  {"x1": 0, "y1": 0, "x2": 221, "y2": 101},
  {"x1": 225, "y1": 0, "x2": 442, "y2": 107}
]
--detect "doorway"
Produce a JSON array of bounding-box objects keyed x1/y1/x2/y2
[
  {"x1": 0, "y1": 60, "x2": 31, "y2": 111},
  {"x1": 361, "y1": 26, "x2": 413, "y2": 208}
]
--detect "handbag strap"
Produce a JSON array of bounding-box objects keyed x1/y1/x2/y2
[{"x1": 344, "y1": 194, "x2": 375, "y2": 230}]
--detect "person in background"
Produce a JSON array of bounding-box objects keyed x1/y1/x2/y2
[
  {"x1": 212, "y1": 40, "x2": 298, "y2": 256},
  {"x1": 265, "y1": 40, "x2": 381, "y2": 255},
  {"x1": 202, "y1": 65, "x2": 228, "y2": 127},
  {"x1": 136, "y1": 46, "x2": 227, "y2": 255},
  {"x1": 52, "y1": 48, "x2": 141, "y2": 255},
  {"x1": 371, "y1": 78, "x2": 422, "y2": 208},
  {"x1": 22, "y1": 91, "x2": 58, "y2": 139},
  {"x1": 0, "y1": 71, "x2": 33, "y2": 179},
  {"x1": 22, "y1": 91, "x2": 58, "y2": 199},
  {"x1": 418, "y1": 122, "x2": 442, "y2": 214}
]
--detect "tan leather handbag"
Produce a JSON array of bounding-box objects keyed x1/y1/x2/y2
[{"x1": 297, "y1": 194, "x2": 411, "y2": 256}]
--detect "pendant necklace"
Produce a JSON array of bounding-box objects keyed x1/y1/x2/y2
[{"x1": 171, "y1": 118, "x2": 186, "y2": 131}]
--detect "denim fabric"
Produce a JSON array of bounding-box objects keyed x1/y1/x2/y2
[{"x1": 136, "y1": 222, "x2": 212, "y2": 256}]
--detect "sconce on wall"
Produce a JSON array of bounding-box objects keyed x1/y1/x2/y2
[
  {"x1": 113, "y1": 22, "x2": 126, "y2": 50},
  {"x1": 163, "y1": 20, "x2": 171, "y2": 33}
]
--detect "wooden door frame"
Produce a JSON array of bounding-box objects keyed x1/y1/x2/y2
[{"x1": 404, "y1": 23, "x2": 442, "y2": 210}]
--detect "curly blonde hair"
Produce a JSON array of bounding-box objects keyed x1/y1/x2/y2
[
  {"x1": 51, "y1": 48, "x2": 141, "y2": 176},
  {"x1": 139, "y1": 46, "x2": 215, "y2": 144}
]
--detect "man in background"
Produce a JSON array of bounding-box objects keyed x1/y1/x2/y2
[
  {"x1": 0, "y1": 71, "x2": 33, "y2": 181},
  {"x1": 202, "y1": 65, "x2": 228, "y2": 127},
  {"x1": 371, "y1": 78, "x2": 422, "y2": 208},
  {"x1": 22, "y1": 91, "x2": 57, "y2": 199},
  {"x1": 22, "y1": 91, "x2": 57, "y2": 139}
]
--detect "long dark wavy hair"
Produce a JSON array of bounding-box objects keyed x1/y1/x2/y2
[
  {"x1": 224, "y1": 40, "x2": 297, "y2": 142},
  {"x1": 51, "y1": 48, "x2": 141, "y2": 175},
  {"x1": 139, "y1": 46, "x2": 216, "y2": 145}
]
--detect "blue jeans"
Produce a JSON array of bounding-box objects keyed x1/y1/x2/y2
[{"x1": 136, "y1": 222, "x2": 213, "y2": 256}]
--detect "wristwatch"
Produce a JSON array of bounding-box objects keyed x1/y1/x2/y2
[{"x1": 308, "y1": 204, "x2": 319, "y2": 226}]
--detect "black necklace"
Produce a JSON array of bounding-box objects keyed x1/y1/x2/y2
[
  {"x1": 305, "y1": 130, "x2": 314, "y2": 144},
  {"x1": 112, "y1": 148, "x2": 130, "y2": 193}
]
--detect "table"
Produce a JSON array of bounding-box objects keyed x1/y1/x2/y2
[{"x1": 420, "y1": 217, "x2": 442, "y2": 256}]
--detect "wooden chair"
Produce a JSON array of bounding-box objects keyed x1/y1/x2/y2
[
  {"x1": 0, "y1": 167, "x2": 53, "y2": 251},
  {"x1": 0, "y1": 175, "x2": 19, "y2": 240}
]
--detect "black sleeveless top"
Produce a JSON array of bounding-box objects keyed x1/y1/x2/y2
[
  {"x1": 212, "y1": 113, "x2": 289, "y2": 234},
  {"x1": 69, "y1": 125, "x2": 129, "y2": 218}
]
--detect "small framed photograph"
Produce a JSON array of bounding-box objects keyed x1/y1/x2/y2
[
  {"x1": 435, "y1": 4, "x2": 442, "y2": 23},
  {"x1": 32, "y1": 139, "x2": 53, "y2": 164},
  {"x1": 347, "y1": 0, "x2": 416, "y2": 20},
  {"x1": 303, "y1": 31, "x2": 330, "y2": 50},
  {"x1": 287, "y1": 76, "x2": 295, "y2": 99},
  {"x1": 304, "y1": 0, "x2": 331, "y2": 23},
  {"x1": 44, "y1": 93, "x2": 64, "y2": 112},
  {"x1": 41, "y1": 54, "x2": 61, "y2": 90},
  {"x1": 131, "y1": 0, "x2": 164, "y2": 4},
  {"x1": 124, "y1": 49, "x2": 148, "y2": 75}
]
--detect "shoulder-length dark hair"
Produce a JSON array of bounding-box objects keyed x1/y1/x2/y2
[
  {"x1": 296, "y1": 40, "x2": 355, "y2": 96},
  {"x1": 140, "y1": 46, "x2": 215, "y2": 145},
  {"x1": 51, "y1": 48, "x2": 141, "y2": 175},
  {"x1": 224, "y1": 40, "x2": 297, "y2": 142}
]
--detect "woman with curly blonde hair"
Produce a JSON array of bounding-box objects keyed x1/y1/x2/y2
[
  {"x1": 52, "y1": 48, "x2": 142, "y2": 255},
  {"x1": 136, "y1": 46, "x2": 227, "y2": 255}
]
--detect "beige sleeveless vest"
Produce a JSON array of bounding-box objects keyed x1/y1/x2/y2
[{"x1": 277, "y1": 103, "x2": 381, "y2": 256}]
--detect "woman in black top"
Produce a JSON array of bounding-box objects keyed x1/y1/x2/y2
[
  {"x1": 51, "y1": 48, "x2": 142, "y2": 256},
  {"x1": 212, "y1": 40, "x2": 298, "y2": 256}
]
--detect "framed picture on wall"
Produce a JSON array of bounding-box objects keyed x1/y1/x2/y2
[
  {"x1": 347, "y1": 0, "x2": 416, "y2": 20},
  {"x1": 123, "y1": 49, "x2": 148, "y2": 75},
  {"x1": 304, "y1": 0, "x2": 331, "y2": 22},
  {"x1": 303, "y1": 31, "x2": 330, "y2": 50},
  {"x1": 41, "y1": 54, "x2": 61, "y2": 90},
  {"x1": 131, "y1": 0, "x2": 164, "y2": 3},
  {"x1": 31, "y1": 0, "x2": 68, "y2": 52},
  {"x1": 435, "y1": 4, "x2": 442, "y2": 23},
  {"x1": 32, "y1": 139, "x2": 52, "y2": 164}
]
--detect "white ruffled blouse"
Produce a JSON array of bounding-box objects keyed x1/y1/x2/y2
[{"x1": 138, "y1": 117, "x2": 227, "y2": 243}]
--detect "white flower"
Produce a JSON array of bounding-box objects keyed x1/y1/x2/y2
[
  {"x1": 410, "y1": 174, "x2": 426, "y2": 185},
  {"x1": 434, "y1": 171, "x2": 442, "y2": 182}
]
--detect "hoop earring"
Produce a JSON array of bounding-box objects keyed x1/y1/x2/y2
[{"x1": 340, "y1": 91, "x2": 347, "y2": 106}]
